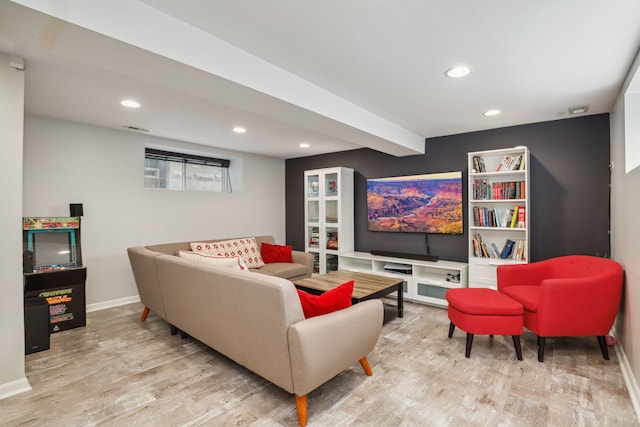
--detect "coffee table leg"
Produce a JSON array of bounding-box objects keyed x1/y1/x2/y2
[{"x1": 397, "y1": 282, "x2": 404, "y2": 318}]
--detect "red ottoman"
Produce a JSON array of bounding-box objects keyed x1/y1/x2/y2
[{"x1": 446, "y1": 288, "x2": 524, "y2": 360}]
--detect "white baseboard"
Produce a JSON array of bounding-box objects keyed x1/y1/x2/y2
[
  {"x1": 87, "y1": 295, "x2": 140, "y2": 313},
  {"x1": 613, "y1": 329, "x2": 640, "y2": 422},
  {"x1": 0, "y1": 377, "x2": 31, "y2": 401}
]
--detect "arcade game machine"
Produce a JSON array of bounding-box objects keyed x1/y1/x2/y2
[{"x1": 23, "y1": 207, "x2": 87, "y2": 353}]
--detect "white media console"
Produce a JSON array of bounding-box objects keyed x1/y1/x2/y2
[{"x1": 338, "y1": 252, "x2": 468, "y2": 307}]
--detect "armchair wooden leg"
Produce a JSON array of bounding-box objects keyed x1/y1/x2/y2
[
  {"x1": 141, "y1": 307, "x2": 150, "y2": 321},
  {"x1": 597, "y1": 336, "x2": 610, "y2": 360},
  {"x1": 448, "y1": 322, "x2": 455, "y2": 338},
  {"x1": 465, "y1": 333, "x2": 474, "y2": 358},
  {"x1": 359, "y1": 357, "x2": 373, "y2": 376},
  {"x1": 295, "y1": 394, "x2": 307, "y2": 427},
  {"x1": 537, "y1": 336, "x2": 546, "y2": 362}
]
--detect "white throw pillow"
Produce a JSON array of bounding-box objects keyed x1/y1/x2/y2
[
  {"x1": 190, "y1": 237, "x2": 265, "y2": 269},
  {"x1": 178, "y1": 250, "x2": 248, "y2": 271}
]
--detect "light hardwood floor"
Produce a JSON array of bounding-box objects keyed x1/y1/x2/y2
[{"x1": 2, "y1": 300, "x2": 637, "y2": 426}]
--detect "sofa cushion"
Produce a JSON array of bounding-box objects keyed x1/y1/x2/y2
[
  {"x1": 297, "y1": 280, "x2": 354, "y2": 318},
  {"x1": 178, "y1": 250, "x2": 248, "y2": 271},
  {"x1": 261, "y1": 242, "x2": 293, "y2": 264},
  {"x1": 191, "y1": 237, "x2": 265, "y2": 268},
  {"x1": 257, "y1": 262, "x2": 308, "y2": 279}
]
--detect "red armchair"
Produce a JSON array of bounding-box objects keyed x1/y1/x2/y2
[{"x1": 497, "y1": 255, "x2": 623, "y2": 362}]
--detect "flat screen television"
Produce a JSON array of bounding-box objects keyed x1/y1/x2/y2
[
  {"x1": 26, "y1": 229, "x2": 78, "y2": 271},
  {"x1": 367, "y1": 171, "x2": 463, "y2": 234}
]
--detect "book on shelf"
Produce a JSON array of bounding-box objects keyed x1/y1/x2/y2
[
  {"x1": 490, "y1": 242, "x2": 501, "y2": 258},
  {"x1": 510, "y1": 206, "x2": 519, "y2": 228},
  {"x1": 498, "y1": 209, "x2": 508, "y2": 228},
  {"x1": 516, "y1": 205, "x2": 526, "y2": 228},
  {"x1": 326, "y1": 231, "x2": 338, "y2": 250},
  {"x1": 511, "y1": 155, "x2": 522, "y2": 171},
  {"x1": 477, "y1": 181, "x2": 525, "y2": 200},
  {"x1": 514, "y1": 240, "x2": 525, "y2": 260},
  {"x1": 472, "y1": 156, "x2": 481, "y2": 173},
  {"x1": 496, "y1": 155, "x2": 512, "y2": 171},
  {"x1": 472, "y1": 233, "x2": 502, "y2": 258},
  {"x1": 497, "y1": 154, "x2": 525, "y2": 172},
  {"x1": 473, "y1": 178, "x2": 488, "y2": 199},
  {"x1": 500, "y1": 239, "x2": 516, "y2": 259},
  {"x1": 472, "y1": 155, "x2": 487, "y2": 173},
  {"x1": 474, "y1": 207, "x2": 527, "y2": 229}
]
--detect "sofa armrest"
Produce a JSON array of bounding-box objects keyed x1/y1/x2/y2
[
  {"x1": 127, "y1": 246, "x2": 167, "y2": 320},
  {"x1": 287, "y1": 299, "x2": 383, "y2": 396},
  {"x1": 291, "y1": 250, "x2": 314, "y2": 278}
]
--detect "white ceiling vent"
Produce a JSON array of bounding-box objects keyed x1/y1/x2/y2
[
  {"x1": 124, "y1": 125, "x2": 151, "y2": 132},
  {"x1": 568, "y1": 105, "x2": 589, "y2": 115}
]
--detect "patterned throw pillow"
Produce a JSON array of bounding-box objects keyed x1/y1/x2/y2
[
  {"x1": 190, "y1": 237, "x2": 265, "y2": 269},
  {"x1": 178, "y1": 250, "x2": 248, "y2": 271}
]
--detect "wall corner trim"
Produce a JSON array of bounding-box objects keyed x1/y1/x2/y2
[
  {"x1": 613, "y1": 328, "x2": 640, "y2": 423},
  {"x1": 0, "y1": 377, "x2": 32, "y2": 401}
]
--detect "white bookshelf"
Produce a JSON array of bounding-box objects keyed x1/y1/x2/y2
[
  {"x1": 467, "y1": 146, "x2": 530, "y2": 289},
  {"x1": 304, "y1": 167, "x2": 354, "y2": 274}
]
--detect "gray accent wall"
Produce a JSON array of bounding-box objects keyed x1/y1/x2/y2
[{"x1": 286, "y1": 114, "x2": 611, "y2": 263}]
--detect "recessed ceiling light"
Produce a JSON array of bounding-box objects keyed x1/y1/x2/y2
[
  {"x1": 299, "y1": 143, "x2": 311, "y2": 148},
  {"x1": 233, "y1": 127, "x2": 247, "y2": 133},
  {"x1": 445, "y1": 65, "x2": 472, "y2": 78},
  {"x1": 121, "y1": 99, "x2": 141, "y2": 108},
  {"x1": 483, "y1": 109, "x2": 501, "y2": 117}
]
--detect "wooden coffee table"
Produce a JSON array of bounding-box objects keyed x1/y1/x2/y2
[{"x1": 292, "y1": 270, "x2": 404, "y2": 318}]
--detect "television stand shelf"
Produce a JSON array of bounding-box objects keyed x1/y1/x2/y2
[
  {"x1": 371, "y1": 249, "x2": 439, "y2": 262},
  {"x1": 338, "y1": 252, "x2": 468, "y2": 307}
]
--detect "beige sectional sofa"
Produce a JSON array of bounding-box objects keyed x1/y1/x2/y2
[{"x1": 127, "y1": 235, "x2": 384, "y2": 426}]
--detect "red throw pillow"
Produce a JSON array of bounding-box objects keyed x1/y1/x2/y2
[
  {"x1": 261, "y1": 242, "x2": 293, "y2": 264},
  {"x1": 297, "y1": 280, "x2": 354, "y2": 318}
]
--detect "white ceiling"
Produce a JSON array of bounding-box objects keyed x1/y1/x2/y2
[{"x1": 2, "y1": 0, "x2": 640, "y2": 159}]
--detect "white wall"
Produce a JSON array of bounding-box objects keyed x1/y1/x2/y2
[
  {"x1": 610, "y1": 48, "x2": 640, "y2": 415},
  {"x1": 23, "y1": 115, "x2": 287, "y2": 308},
  {"x1": 0, "y1": 53, "x2": 30, "y2": 399}
]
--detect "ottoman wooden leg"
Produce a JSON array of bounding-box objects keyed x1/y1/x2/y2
[
  {"x1": 465, "y1": 333, "x2": 474, "y2": 358},
  {"x1": 448, "y1": 322, "x2": 455, "y2": 338},
  {"x1": 512, "y1": 336, "x2": 523, "y2": 361},
  {"x1": 538, "y1": 336, "x2": 546, "y2": 362}
]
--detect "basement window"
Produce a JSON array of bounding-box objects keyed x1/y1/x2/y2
[{"x1": 144, "y1": 147, "x2": 232, "y2": 192}]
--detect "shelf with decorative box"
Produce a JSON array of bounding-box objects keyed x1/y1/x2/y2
[
  {"x1": 304, "y1": 167, "x2": 354, "y2": 275},
  {"x1": 468, "y1": 146, "x2": 530, "y2": 289},
  {"x1": 338, "y1": 251, "x2": 468, "y2": 307}
]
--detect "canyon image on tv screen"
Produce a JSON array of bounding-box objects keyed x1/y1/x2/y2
[{"x1": 366, "y1": 171, "x2": 463, "y2": 235}]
